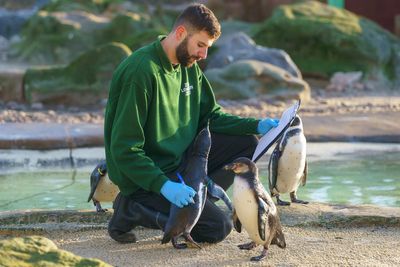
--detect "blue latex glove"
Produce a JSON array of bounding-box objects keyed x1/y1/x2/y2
[
  {"x1": 257, "y1": 118, "x2": 279, "y2": 135},
  {"x1": 160, "y1": 180, "x2": 196, "y2": 208}
]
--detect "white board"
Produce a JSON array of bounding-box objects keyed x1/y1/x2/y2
[{"x1": 252, "y1": 100, "x2": 300, "y2": 162}]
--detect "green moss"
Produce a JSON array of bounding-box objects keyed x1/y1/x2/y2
[
  {"x1": 11, "y1": 11, "x2": 85, "y2": 63},
  {"x1": 24, "y1": 42, "x2": 131, "y2": 104},
  {"x1": 99, "y1": 12, "x2": 167, "y2": 51},
  {"x1": 0, "y1": 236, "x2": 111, "y2": 267},
  {"x1": 251, "y1": 1, "x2": 398, "y2": 79},
  {"x1": 41, "y1": 0, "x2": 122, "y2": 14},
  {"x1": 12, "y1": 2, "x2": 176, "y2": 64}
]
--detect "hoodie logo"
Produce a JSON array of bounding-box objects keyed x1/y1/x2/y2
[{"x1": 181, "y1": 82, "x2": 193, "y2": 96}]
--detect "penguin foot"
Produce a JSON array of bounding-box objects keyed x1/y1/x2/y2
[
  {"x1": 172, "y1": 237, "x2": 188, "y2": 249},
  {"x1": 184, "y1": 234, "x2": 202, "y2": 249},
  {"x1": 291, "y1": 199, "x2": 309, "y2": 204},
  {"x1": 276, "y1": 197, "x2": 291, "y2": 206},
  {"x1": 94, "y1": 201, "x2": 107, "y2": 212},
  {"x1": 250, "y1": 248, "x2": 268, "y2": 261},
  {"x1": 96, "y1": 207, "x2": 108, "y2": 212},
  {"x1": 238, "y1": 241, "x2": 257, "y2": 250},
  {"x1": 290, "y1": 192, "x2": 309, "y2": 204}
]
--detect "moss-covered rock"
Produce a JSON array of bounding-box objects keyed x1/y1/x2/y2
[
  {"x1": 205, "y1": 59, "x2": 310, "y2": 101},
  {"x1": 11, "y1": 10, "x2": 110, "y2": 64},
  {"x1": 10, "y1": 2, "x2": 176, "y2": 64},
  {"x1": 251, "y1": 1, "x2": 400, "y2": 83},
  {"x1": 98, "y1": 12, "x2": 167, "y2": 51},
  {"x1": 24, "y1": 42, "x2": 131, "y2": 105},
  {"x1": 0, "y1": 236, "x2": 111, "y2": 267},
  {"x1": 40, "y1": 0, "x2": 118, "y2": 14}
]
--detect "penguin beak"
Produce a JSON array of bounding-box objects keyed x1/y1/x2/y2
[
  {"x1": 223, "y1": 163, "x2": 236, "y2": 171},
  {"x1": 224, "y1": 162, "x2": 246, "y2": 173}
]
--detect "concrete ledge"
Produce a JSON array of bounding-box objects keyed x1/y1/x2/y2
[
  {"x1": 0, "y1": 111, "x2": 399, "y2": 150},
  {"x1": 0, "y1": 123, "x2": 103, "y2": 149},
  {"x1": 278, "y1": 203, "x2": 400, "y2": 228},
  {"x1": 303, "y1": 112, "x2": 400, "y2": 143},
  {"x1": 1, "y1": 203, "x2": 399, "y2": 234}
]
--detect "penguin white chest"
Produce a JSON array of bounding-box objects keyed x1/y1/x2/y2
[
  {"x1": 93, "y1": 174, "x2": 119, "y2": 202},
  {"x1": 276, "y1": 135, "x2": 306, "y2": 193},
  {"x1": 233, "y1": 178, "x2": 270, "y2": 245}
]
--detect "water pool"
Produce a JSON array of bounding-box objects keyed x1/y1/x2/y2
[{"x1": 0, "y1": 143, "x2": 399, "y2": 211}]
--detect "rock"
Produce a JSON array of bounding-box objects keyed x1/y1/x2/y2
[
  {"x1": 98, "y1": 12, "x2": 167, "y2": 51},
  {"x1": 10, "y1": 2, "x2": 174, "y2": 64},
  {"x1": 23, "y1": 42, "x2": 131, "y2": 106},
  {"x1": 0, "y1": 35, "x2": 9, "y2": 61},
  {"x1": 0, "y1": 236, "x2": 111, "y2": 267},
  {"x1": 11, "y1": 10, "x2": 110, "y2": 64},
  {"x1": 207, "y1": 0, "x2": 276, "y2": 22},
  {"x1": 206, "y1": 32, "x2": 302, "y2": 78},
  {"x1": 205, "y1": 59, "x2": 310, "y2": 101},
  {"x1": 30, "y1": 102, "x2": 44, "y2": 110},
  {"x1": 327, "y1": 71, "x2": 363, "y2": 92},
  {"x1": 0, "y1": 68, "x2": 25, "y2": 102},
  {"x1": 251, "y1": 1, "x2": 400, "y2": 86},
  {"x1": 219, "y1": 20, "x2": 254, "y2": 37},
  {"x1": 330, "y1": 71, "x2": 363, "y2": 87}
]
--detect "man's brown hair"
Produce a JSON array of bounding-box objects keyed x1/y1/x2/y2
[{"x1": 173, "y1": 3, "x2": 221, "y2": 40}]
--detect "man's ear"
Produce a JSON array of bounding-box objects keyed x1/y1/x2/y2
[{"x1": 174, "y1": 25, "x2": 187, "y2": 41}]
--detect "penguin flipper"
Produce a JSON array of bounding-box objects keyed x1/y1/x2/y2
[
  {"x1": 87, "y1": 161, "x2": 107, "y2": 202},
  {"x1": 257, "y1": 197, "x2": 269, "y2": 241},
  {"x1": 254, "y1": 182, "x2": 274, "y2": 242},
  {"x1": 301, "y1": 160, "x2": 308, "y2": 186},
  {"x1": 232, "y1": 210, "x2": 242, "y2": 233},
  {"x1": 268, "y1": 149, "x2": 280, "y2": 193},
  {"x1": 205, "y1": 176, "x2": 233, "y2": 211}
]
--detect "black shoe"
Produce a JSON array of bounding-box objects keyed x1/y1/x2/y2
[{"x1": 108, "y1": 193, "x2": 168, "y2": 243}]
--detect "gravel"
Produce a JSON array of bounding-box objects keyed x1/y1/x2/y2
[{"x1": 1, "y1": 87, "x2": 399, "y2": 124}]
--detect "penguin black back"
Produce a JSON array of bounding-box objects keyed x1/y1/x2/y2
[{"x1": 161, "y1": 126, "x2": 211, "y2": 249}]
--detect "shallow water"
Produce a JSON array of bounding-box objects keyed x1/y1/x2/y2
[
  {"x1": 0, "y1": 143, "x2": 399, "y2": 211},
  {"x1": 257, "y1": 150, "x2": 400, "y2": 207}
]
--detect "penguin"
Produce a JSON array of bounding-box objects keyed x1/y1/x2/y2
[
  {"x1": 161, "y1": 125, "x2": 211, "y2": 249},
  {"x1": 268, "y1": 115, "x2": 308, "y2": 206},
  {"x1": 87, "y1": 161, "x2": 120, "y2": 212},
  {"x1": 225, "y1": 157, "x2": 286, "y2": 261}
]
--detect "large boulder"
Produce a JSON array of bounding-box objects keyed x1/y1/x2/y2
[
  {"x1": 24, "y1": 42, "x2": 131, "y2": 105},
  {"x1": 205, "y1": 59, "x2": 310, "y2": 101},
  {"x1": 98, "y1": 12, "x2": 166, "y2": 52},
  {"x1": 251, "y1": 1, "x2": 400, "y2": 85},
  {"x1": 10, "y1": 1, "x2": 175, "y2": 65},
  {"x1": 206, "y1": 32, "x2": 302, "y2": 78},
  {"x1": 10, "y1": 10, "x2": 110, "y2": 64},
  {"x1": 0, "y1": 236, "x2": 111, "y2": 267},
  {"x1": 219, "y1": 20, "x2": 254, "y2": 37},
  {"x1": 40, "y1": 0, "x2": 111, "y2": 14}
]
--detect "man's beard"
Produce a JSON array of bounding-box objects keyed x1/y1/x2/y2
[{"x1": 176, "y1": 37, "x2": 200, "y2": 67}]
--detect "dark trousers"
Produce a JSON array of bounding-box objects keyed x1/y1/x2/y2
[{"x1": 129, "y1": 132, "x2": 258, "y2": 243}]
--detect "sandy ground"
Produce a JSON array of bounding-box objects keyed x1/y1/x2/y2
[
  {"x1": 43, "y1": 226, "x2": 400, "y2": 267},
  {"x1": 1, "y1": 83, "x2": 399, "y2": 266}
]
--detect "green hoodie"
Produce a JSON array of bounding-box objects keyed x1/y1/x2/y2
[{"x1": 104, "y1": 37, "x2": 260, "y2": 196}]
